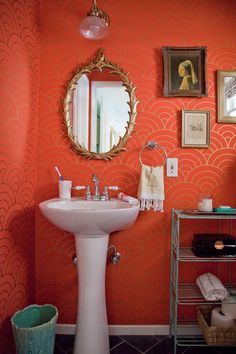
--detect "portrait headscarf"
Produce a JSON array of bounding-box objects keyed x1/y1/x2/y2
[{"x1": 179, "y1": 60, "x2": 198, "y2": 84}]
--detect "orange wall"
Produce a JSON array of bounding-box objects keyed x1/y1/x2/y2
[
  {"x1": 36, "y1": 0, "x2": 236, "y2": 326},
  {"x1": 0, "y1": 0, "x2": 41, "y2": 352}
]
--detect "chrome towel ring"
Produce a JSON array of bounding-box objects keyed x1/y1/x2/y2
[{"x1": 139, "y1": 140, "x2": 168, "y2": 165}]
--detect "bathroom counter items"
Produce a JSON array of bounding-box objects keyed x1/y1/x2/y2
[
  {"x1": 197, "y1": 305, "x2": 236, "y2": 346},
  {"x1": 182, "y1": 209, "x2": 236, "y2": 215},
  {"x1": 170, "y1": 209, "x2": 236, "y2": 354}
]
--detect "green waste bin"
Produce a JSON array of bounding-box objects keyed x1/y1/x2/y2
[{"x1": 11, "y1": 304, "x2": 58, "y2": 354}]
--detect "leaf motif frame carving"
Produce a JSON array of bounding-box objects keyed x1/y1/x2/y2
[{"x1": 63, "y1": 48, "x2": 138, "y2": 160}]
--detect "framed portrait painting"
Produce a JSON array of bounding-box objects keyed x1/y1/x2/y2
[
  {"x1": 182, "y1": 110, "x2": 210, "y2": 148},
  {"x1": 162, "y1": 46, "x2": 207, "y2": 97}
]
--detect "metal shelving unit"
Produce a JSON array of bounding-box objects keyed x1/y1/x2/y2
[{"x1": 170, "y1": 209, "x2": 236, "y2": 354}]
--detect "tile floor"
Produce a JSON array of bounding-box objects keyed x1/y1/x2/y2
[{"x1": 54, "y1": 335, "x2": 236, "y2": 354}]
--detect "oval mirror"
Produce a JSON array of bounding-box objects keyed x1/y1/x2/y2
[{"x1": 63, "y1": 49, "x2": 138, "y2": 160}]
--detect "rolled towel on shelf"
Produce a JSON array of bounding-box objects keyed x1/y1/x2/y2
[
  {"x1": 117, "y1": 193, "x2": 139, "y2": 205},
  {"x1": 196, "y1": 272, "x2": 228, "y2": 301}
]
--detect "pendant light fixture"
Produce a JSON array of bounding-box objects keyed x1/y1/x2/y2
[{"x1": 80, "y1": 0, "x2": 110, "y2": 40}]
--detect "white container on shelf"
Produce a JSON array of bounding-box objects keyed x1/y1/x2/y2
[{"x1": 198, "y1": 194, "x2": 213, "y2": 212}]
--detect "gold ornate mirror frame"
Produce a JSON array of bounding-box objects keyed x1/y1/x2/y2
[{"x1": 63, "y1": 48, "x2": 138, "y2": 160}]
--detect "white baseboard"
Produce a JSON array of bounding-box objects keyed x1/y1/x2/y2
[
  {"x1": 56, "y1": 324, "x2": 75, "y2": 335},
  {"x1": 56, "y1": 324, "x2": 169, "y2": 336},
  {"x1": 109, "y1": 325, "x2": 169, "y2": 335},
  {"x1": 56, "y1": 324, "x2": 201, "y2": 336}
]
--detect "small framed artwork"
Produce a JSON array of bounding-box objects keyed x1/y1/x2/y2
[
  {"x1": 182, "y1": 110, "x2": 210, "y2": 148},
  {"x1": 217, "y1": 70, "x2": 236, "y2": 123},
  {"x1": 162, "y1": 46, "x2": 207, "y2": 97}
]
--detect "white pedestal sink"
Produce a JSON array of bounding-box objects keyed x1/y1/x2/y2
[{"x1": 39, "y1": 197, "x2": 139, "y2": 354}]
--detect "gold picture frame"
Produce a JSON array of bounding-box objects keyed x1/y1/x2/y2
[
  {"x1": 182, "y1": 110, "x2": 210, "y2": 148},
  {"x1": 162, "y1": 46, "x2": 207, "y2": 97},
  {"x1": 217, "y1": 70, "x2": 236, "y2": 123}
]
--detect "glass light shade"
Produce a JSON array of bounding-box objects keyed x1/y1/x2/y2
[{"x1": 80, "y1": 15, "x2": 109, "y2": 40}]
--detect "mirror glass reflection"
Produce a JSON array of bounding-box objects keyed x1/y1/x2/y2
[
  {"x1": 71, "y1": 69, "x2": 129, "y2": 153},
  {"x1": 224, "y1": 76, "x2": 236, "y2": 117},
  {"x1": 217, "y1": 70, "x2": 236, "y2": 123}
]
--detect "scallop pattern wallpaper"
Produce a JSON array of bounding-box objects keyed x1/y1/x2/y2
[
  {"x1": 36, "y1": 0, "x2": 236, "y2": 327},
  {"x1": 0, "y1": 0, "x2": 41, "y2": 352},
  {"x1": 1, "y1": 0, "x2": 236, "y2": 352}
]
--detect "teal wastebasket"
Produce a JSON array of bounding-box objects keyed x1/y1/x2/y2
[{"x1": 11, "y1": 304, "x2": 58, "y2": 354}]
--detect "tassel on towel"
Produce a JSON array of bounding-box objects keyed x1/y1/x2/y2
[{"x1": 137, "y1": 164, "x2": 164, "y2": 212}]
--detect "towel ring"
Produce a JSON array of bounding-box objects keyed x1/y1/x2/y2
[{"x1": 139, "y1": 140, "x2": 168, "y2": 165}]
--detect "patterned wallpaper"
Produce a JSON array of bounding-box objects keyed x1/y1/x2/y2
[
  {"x1": 1, "y1": 1, "x2": 236, "y2": 350},
  {"x1": 36, "y1": 0, "x2": 236, "y2": 326},
  {"x1": 0, "y1": 0, "x2": 41, "y2": 352}
]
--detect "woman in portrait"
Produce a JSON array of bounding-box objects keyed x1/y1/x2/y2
[{"x1": 178, "y1": 60, "x2": 198, "y2": 90}]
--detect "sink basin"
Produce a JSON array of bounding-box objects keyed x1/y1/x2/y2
[
  {"x1": 39, "y1": 197, "x2": 139, "y2": 236},
  {"x1": 39, "y1": 196, "x2": 139, "y2": 354}
]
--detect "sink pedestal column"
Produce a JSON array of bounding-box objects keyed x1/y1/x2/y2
[{"x1": 73, "y1": 234, "x2": 110, "y2": 354}]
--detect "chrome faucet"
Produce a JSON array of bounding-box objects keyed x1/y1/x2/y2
[{"x1": 92, "y1": 174, "x2": 100, "y2": 200}]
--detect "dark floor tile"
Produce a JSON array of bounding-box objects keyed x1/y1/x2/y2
[
  {"x1": 145, "y1": 336, "x2": 185, "y2": 354},
  {"x1": 54, "y1": 334, "x2": 236, "y2": 354},
  {"x1": 153, "y1": 335, "x2": 167, "y2": 341},
  {"x1": 110, "y1": 335, "x2": 124, "y2": 349},
  {"x1": 54, "y1": 342, "x2": 67, "y2": 354},
  {"x1": 213, "y1": 346, "x2": 236, "y2": 354},
  {"x1": 183, "y1": 345, "x2": 221, "y2": 354},
  {"x1": 55, "y1": 334, "x2": 74, "y2": 352},
  {"x1": 120, "y1": 335, "x2": 160, "y2": 352},
  {"x1": 110, "y1": 341, "x2": 142, "y2": 353}
]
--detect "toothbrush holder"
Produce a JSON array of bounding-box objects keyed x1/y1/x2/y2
[{"x1": 59, "y1": 180, "x2": 72, "y2": 199}]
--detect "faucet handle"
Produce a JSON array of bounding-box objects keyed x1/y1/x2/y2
[
  {"x1": 73, "y1": 186, "x2": 86, "y2": 190},
  {"x1": 101, "y1": 186, "x2": 121, "y2": 201},
  {"x1": 107, "y1": 186, "x2": 121, "y2": 191},
  {"x1": 101, "y1": 186, "x2": 109, "y2": 201},
  {"x1": 84, "y1": 186, "x2": 91, "y2": 200},
  {"x1": 73, "y1": 185, "x2": 91, "y2": 200}
]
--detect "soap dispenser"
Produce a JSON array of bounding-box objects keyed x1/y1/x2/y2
[{"x1": 54, "y1": 166, "x2": 72, "y2": 199}]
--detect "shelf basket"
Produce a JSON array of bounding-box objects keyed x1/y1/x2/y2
[{"x1": 197, "y1": 305, "x2": 236, "y2": 346}]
